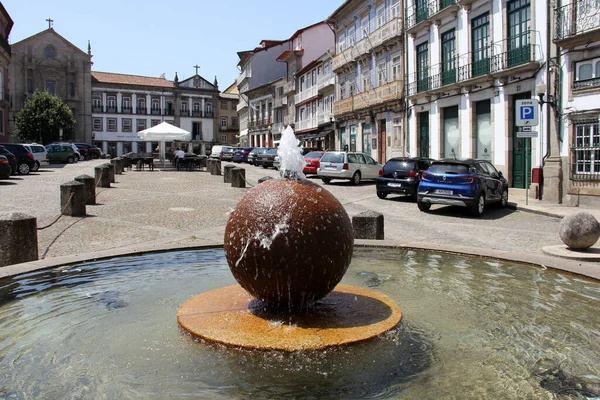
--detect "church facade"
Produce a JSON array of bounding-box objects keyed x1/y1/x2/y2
[{"x1": 8, "y1": 27, "x2": 93, "y2": 143}]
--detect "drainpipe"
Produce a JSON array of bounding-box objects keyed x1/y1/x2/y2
[{"x1": 542, "y1": 0, "x2": 552, "y2": 167}]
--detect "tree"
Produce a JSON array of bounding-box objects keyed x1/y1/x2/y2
[{"x1": 14, "y1": 90, "x2": 76, "y2": 144}]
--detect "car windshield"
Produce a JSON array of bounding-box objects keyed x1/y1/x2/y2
[
  {"x1": 321, "y1": 153, "x2": 344, "y2": 163},
  {"x1": 304, "y1": 152, "x2": 324, "y2": 159},
  {"x1": 266, "y1": 149, "x2": 278, "y2": 154},
  {"x1": 428, "y1": 163, "x2": 470, "y2": 175}
]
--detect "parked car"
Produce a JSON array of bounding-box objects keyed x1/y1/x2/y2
[
  {"x1": 50, "y1": 142, "x2": 81, "y2": 161},
  {"x1": 76, "y1": 143, "x2": 101, "y2": 159},
  {"x1": 303, "y1": 151, "x2": 326, "y2": 175},
  {"x1": 317, "y1": 151, "x2": 382, "y2": 185},
  {"x1": 0, "y1": 155, "x2": 11, "y2": 179},
  {"x1": 46, "y1": 144, "x2": 79, "y2": 164},
  {"x1": 417, "y1": 158, "x2": 509, "y2": 217},
  {"x1": 248, "y1": 147, "x2": 267, "y2": 165},
  {"x1": 21, "y1": 143, "x2": 48, "y2": 171},
  {"x1": 1, "y1": 143, "x2": 36, "y2": 175},
  {"x1": 0, "y1": 145, "x2": 17, "y2": 175},
  {"x1": 376, "y1": 157, "x2": 434, "y2": 200},
  {"x1": 220, "y1": 146, "x2": 235, "y2": 162},
  {"x1": 210, "y1": 145, "x2": 228, "y2": 159},
  {"x1": 256, "y1": 148, "x2": 278, "y2": 168},
  {"x1": 233, "y1": 147, "x2": 254, "y2": 163}
]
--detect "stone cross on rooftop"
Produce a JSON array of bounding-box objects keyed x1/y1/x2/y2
[
  {"x1": 193, "y1": 65, "x2": 200, "y2": 75},
  {"x1": 46, "y1": 18, "x2": 54, "y2": 29}
]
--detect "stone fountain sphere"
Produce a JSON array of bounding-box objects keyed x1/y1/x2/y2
[
  {"x1": 559, "y1": 211, "x2": 600, "y2": 250},
  {"x1": 224, "y1": 178, "x2": 354, "y2": 311}
]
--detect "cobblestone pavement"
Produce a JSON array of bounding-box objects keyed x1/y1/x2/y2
[{"x1": 0, "y1": 159, "x2": 597, "y2": 270}]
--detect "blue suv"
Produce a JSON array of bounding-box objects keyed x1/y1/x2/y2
[{"x1": 417, "y1": 159, "x2": 509, "y2": 217}]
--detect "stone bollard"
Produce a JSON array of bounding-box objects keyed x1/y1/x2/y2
[
  {"x1": 110, "y1": 157, "x2": 123, "y2": 175},
  {"x1": 223, "y1": 164, "x2": 236, "y2": 183},
  {"x1": 122, "y1": 156, "x2": 132, "y2": 171},
  {"x1": 258, "y1": 176, "x2": 273, "y2": 184},
  {"x1": 559, "y1": 212, "x2": 600, "y2": 250},
  {"x1": 60, "y1": 181, "x2": 86, "y2": 217},
  {"x1": 352, "y1": 211, "x2": 384, "y2": 240},
  {"x1": 105, "y1": 163, "x2": 115, "y2": 183},
  {"x1": 0, "y1": 212, "x2": 38, "y2": 267},
  {"x1": 231, "y1": 168, "x2": 246, "y2": 188},
  {"x1": 214, "y1": 160, "x2": 222, "y2": 176},
  {"x1": 208, "y1": 159, "x2": 215, "y2": 175},
  {"x1": 198, "y1": 155, "x2": 207, "y2": 171},
  {"x1": 74, "y1": 174, "x2": 96, "y2": 205},
  {"x1": 94, "y1": 164, "x2": 111, "y2": 188}
]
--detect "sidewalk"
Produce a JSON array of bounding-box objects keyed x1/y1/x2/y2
[{"x1": 509, "y1": 188, "x2": 600, "y2": 262}]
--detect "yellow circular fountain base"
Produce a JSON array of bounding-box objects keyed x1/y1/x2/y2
[{"x1": 177, "y1": 284, "x2": 402, "y2": 351}]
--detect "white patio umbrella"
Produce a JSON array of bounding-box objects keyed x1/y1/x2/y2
[{"x1": 137, "y1": 122, "x2": 191, "y2": 168}]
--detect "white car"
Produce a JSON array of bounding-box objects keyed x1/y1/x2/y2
[
  {"x1": 20, "y1": 143, "x2": 48, "y2": 171},
  {"x1": 317, "y1": 151, "x2": 382, "y2": 185}
]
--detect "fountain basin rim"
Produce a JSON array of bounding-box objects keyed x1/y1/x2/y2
[{"x1": 2, "y1": 240, "x2": 598, "y2": 282}]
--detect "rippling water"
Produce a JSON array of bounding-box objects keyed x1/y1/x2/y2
[{"x1": 0, "y1": 248, "x2": 598, "y2": 399}]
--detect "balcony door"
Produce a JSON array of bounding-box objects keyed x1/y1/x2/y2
[
  {"x1": 471, "y1": 13, "x2": 490, "y2": 77},
  {"x1": 441, "y1": 30, "x2": 456, "y2": 85},
  {"x1": 417, "y1": 42, "x2": 429, "y2": 92},
  {"x1": 419, "y1": 112, "x2": 430, "y2": 158},
  {"x1": 508, "y1": 0, "x2": 531, "y2": 67}
]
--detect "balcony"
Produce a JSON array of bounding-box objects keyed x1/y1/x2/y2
[
  {"x1": 136, "y1": 108, "x2": 147, "y2": 115},
  {"x1": 121, "y1": 107, "x2": 133, "y2": 114},
  {"x1": 554, "y1": 0, "x2": 600, "y2": 47},
  {"x1": 237, "y1": 68, "x2": 252, "y2": 86},
  {"x1": 92, "y1": 105, "x2": 103, "y2": 113},
  {"x1": 204, "y1": 111, "x2": 214, "y2": 118},
  {"x1": 106, "y1": 106, "x2": 117, "y2": 113},
  {"x1": 354, "y1": 80, "x2": 403, "y2": 111},
  {"x1": 271, "y1": 122, "x2": 283, "y2": 134},
  {"x1": 318, "y1": 72, "x2": 335, "y2": 92},
  {"x1": 274, "y1": 95, "x2": 287, "y2": 108},
  {"x1": 295, "y1": 117, "x2": 319, "y2": 132},
  {"x1": 192, "y1": 110, "x2": 202, "y2": 117},
  {"x1": 334, "y1": 96, "x2": 354, "y2": 117},
  {"x1": 180, "y1": 110, "x2": 190, "y2": 116},
  {"x1": 294, "y1": 85, "x2": 319, "y2": 105},
  {"x1": 151, "y1": 108, "x2": 162, "y2": 115},
  {"x1": 283, "y1": 80, "x2": 296, "y2": 94},
  {"x1": 574, "y1": 77, "x2": 600, "y2": 91},
  {"x1": 332, "y1": 45, "x2": 355, "y2": 72},
  {"x1": 354, "y1": 18, "x2": 403, "y2": 62},
  {"x1": 237, "y1": 98, "x2": 248, "y2": 112},
  {"x1": 318, "y1": 109, "x2": 334, "y2": 125}
]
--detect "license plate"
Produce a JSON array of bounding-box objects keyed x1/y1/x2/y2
[
  {"x1": 325, "y1": 166, "x2": 336, "y2": 170},
  {"x1": 388, "y1": 183, "x2": 403, "y2": 188},
  {"x1": 436, "y1": 189, "x2": 453, "y2": 195}
]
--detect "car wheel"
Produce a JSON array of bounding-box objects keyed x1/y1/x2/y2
[
  {"x1": 67, "y1": 156, "x2": 74, "y2": 164},
  {"x1": 351, "y1": 171, "x2": 361, "y2": 185},
  {"x1": 79, "y1": 154, "x2": 85, "y2": 161},
  {"x1": 377, "y1": 191, "x2": 388, "y2": 199},
  {"x1": 417, "y1": 200, "x2": 431, "y2": 212},
  {"x1": 471, "y1": 192, "x2": 485, "y2": 217},
  {"x1": 18, "y1": 162, "x2": 31, "y2": 175},
  {"x1": 500, "y1": 189, "x2": 509, "y2": 208},
  {"x1": 31, "y1": 161, "x2": 40, "y2": 172},
  {"x1": 321, "y1": 177, "x2": 331, "y2": 184}
]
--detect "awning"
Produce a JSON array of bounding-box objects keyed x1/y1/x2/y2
[{"x1": 315, "y1": 129, "x2": 333, "y2": 139}]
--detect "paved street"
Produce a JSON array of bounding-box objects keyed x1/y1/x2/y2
[{"x1": 1, "y1": 159, "x2": 598, "y2": 274}]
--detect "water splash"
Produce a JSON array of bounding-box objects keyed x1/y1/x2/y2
[{"x1": 277, "y1": 125, "x2": 305, "y2": 180}]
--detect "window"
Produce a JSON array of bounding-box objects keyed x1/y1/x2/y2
[
  {"x1": 507, "y1": 0, "x2": 531, "y2": 67},
  {"x1": 193, "y1": 102, "x2": 201, "y2": 113},
  {"x1": 137, "y1": 98, "x2": 146, "y2": 113},
  {"x1": 416, "y1": 0, "x2": 428, "y2": 22},
  {"x1": 391, "y1": 0, "x2": 400, "y2": 19},
  {"x1": 361, "y1": 15, "x2": 369, "y2": 38},
  {"x1": 575, "y1": 58, "x2": 600, "y2": 90},
  {"x1": 205, "y1": 102, "x2": 213, "y2": 115},
  {"x1": 151, "y1": 119, "x2": 161, "y2": 126},
  {"x1": 221, "y1": 100, "x2": 228, "y2": 110},
  {"x1": 220, "y1": 134, "x2": 227, "y2": 144},
  {"x1": 122, "y1": 118, "x2": 132, "y2": 132},
  {"x1": 221, "y1": 117, "x2": 228, "y2": 129},
  {"x1": 152, "y1": 99, "x2": 160, "y2": 110},
  {"x1": 572, "y1": 120, "x2": 600, "y2": 178},
  {"x1": 441, "y1": 30, "x2": 456, "y2": 85},
  {"x1": 46, "y1": 81, "x2": 56, "y2": 95},
  {"x1": 27, "y1": 78, "x2": 34, "y2": 94},
  {"x1": 93, "y1": 95, "x2": 102, "y2": 110},
  {"x1": 232, "y1": 117, "x2": 239, "y2": 128},
  {"x1": 376, "y1": 5, "x2": 386, "y2": 28},
  {"x1": 347, "y1": 26, "x2": 356, "y2": 47},
  {"x1": 44, "y1": 45, "x2": 56, "y2": 58},
  {"x1": 107, "y1": 118, "x2": 117, "y2": 132},
  {"x1": 181, "y1": 102, "x2": 189, "y2": 112},
  {"x1": 93, "y1": 118, "x2": 103, "y2": 131},
  {"x1": 472, "y1": 13, "x2": 491, "y2": 77},
  {"x1": 136, "y1": 119, "x2": 146, "y2": 132},
  {"x1": 417, "y1": 42, "x2": 429, "y2": 92},
  {"x1": 122, "y1": 97, "x2": 131, "y2": 111},
  {"x1": 107, "y1": 96, "x2": 116, "y2": 111},
  {"x1": 69, "y1": 82, "x2": 75, "y2": 97},
  {"x1": 338, "y1": 31, "x2": 346, "y2": 52},
  {"x1": 391, "y1": 55, "x2": 401, "y2": 81},
  {"x1": 377, "y1": 61, "x2": 387, "y2": 86}
]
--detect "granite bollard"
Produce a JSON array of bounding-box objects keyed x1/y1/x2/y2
[
  {"x1": 110, "y1": 157, "x2": 123, "y2": 175},
  {"x1": 74, "y1": 174, "x2": 96, "y2": 205},
  {"x1": 0, "y1": 212, "x2": 38, "y2": 267},
  {"x1": 105, "y1": 163, "x2": 115, "y2": 183},
  {"x1": 60, "y1": 181, "x2": 86, "y2": 217},
  {"x1": 231, "y1": 168, "x2": 246, "y2": 188},
  {"x1": 214, "y1": 160, "x2": 222, "y2": 176},
  {"x1": 352, "y1": 211, "x2": 384, "y2": 240},
  {"x1": 94, "y1": 164, "x2": 111, "y2": 188},
  {"x1": 223, "y1": 164, "x2": 236, "y2": 183},
  {"x1": 208, "y1": 159, "x2": 215, "y2": 175},
  {"x1": 198, "y1": 155, "x2": 207, "y2": 171}
]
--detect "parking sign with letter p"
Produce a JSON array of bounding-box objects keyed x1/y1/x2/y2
[{"x1": 516, "y1": 99, "x2": 538, "y2": 127}]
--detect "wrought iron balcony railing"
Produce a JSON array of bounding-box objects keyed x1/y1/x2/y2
[
  {"x1": 136, "y1": 108, "x2": 147, "y2": 115},
  {"x1": 555, "y1": 0, "x2": 600, "y2": 42},
  {"x1": 574, "y1": 77, "x2": 600, "y2": 90},
  {"x1": 406, "y1": 0, "x2": 457, "y2": 31}
]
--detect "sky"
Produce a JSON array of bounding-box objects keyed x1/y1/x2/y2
[{"x1": 4, "y1": 0, "x2": 344, "y2": 90}]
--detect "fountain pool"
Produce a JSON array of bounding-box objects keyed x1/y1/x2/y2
[{"x1": 0, "y1": 247, "x2": 599, "y2": 399}]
